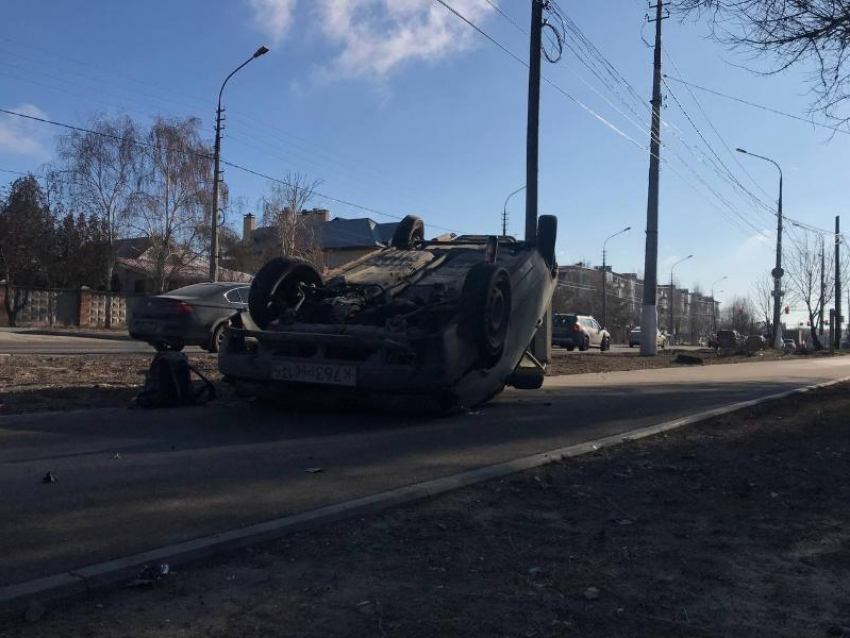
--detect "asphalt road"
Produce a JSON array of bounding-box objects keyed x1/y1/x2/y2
[
  {"x1": 3, "y1": 356, "x2": 850, "y2": 587},
  {"x1": 0, "y1": 330, "x2": 697, "y2": 356}
]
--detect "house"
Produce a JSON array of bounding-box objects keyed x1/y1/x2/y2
[
  {"x1": 113, "y1": 237, "x2": 251, "y2": 294},
  {"x1": 241, "y1": 209, "x2": 401, "y2": 270}
]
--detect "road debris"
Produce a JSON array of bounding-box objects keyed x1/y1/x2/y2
[
  {"x1": 305, "y1": 467, "x2": 324, "y2": 474},
  {"x1": 41, "y1": 472, "x2": 56, "y2": 484},
  {"x1": 583, "y1": 587, "x2": 600, "y2": 601}
]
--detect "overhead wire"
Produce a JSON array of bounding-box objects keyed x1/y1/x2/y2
[{"x1": 0, "y1": 107, "x2": 462, "y2": 235}]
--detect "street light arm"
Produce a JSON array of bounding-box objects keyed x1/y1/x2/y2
[
  {"x1": 736, "y1": 148, "x2": 782, "y2": 182},
  {"x1": 217, "y1": 46, "x2": 269, "y2": 108},
  {"x1": 503, "y1": 186, "x2": 526, "y2": 215},
  {"x1": 603, "y1": 226, "x2": 632, "y2": 253}
]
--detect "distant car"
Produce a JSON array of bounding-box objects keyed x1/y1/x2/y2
[
  {"x1": 129, "y1": 282, "x2": 250, "y2": 353},
  {"x1": 783, "y1": 338, "x2": 797, "y2": 350},
  {"x1": 552, "y1": 314, "x2": 611, "y2": 351},
  {"x1": 628, "y1": 326, "x2": 667, "y2": 349}
]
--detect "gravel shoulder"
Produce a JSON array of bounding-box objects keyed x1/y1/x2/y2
[{"x1": 5, "y1": 382, "x2": 850, "y2": 637}]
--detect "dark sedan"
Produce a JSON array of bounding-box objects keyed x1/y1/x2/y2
[{"x1": 128, "y1": 283, "x2": 250, "y2": 353}]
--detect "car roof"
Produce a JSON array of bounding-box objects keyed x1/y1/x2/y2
[{"x1": 160, "y1": 282, "x2": 247, "y2": 298}]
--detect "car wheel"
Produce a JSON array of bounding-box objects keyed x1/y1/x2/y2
[
  {"x1": 579, "y1": 336, "x2": 590, "y2": 351},
  {"x1": 208, "y1": 322, "x2": 228, "y2": 353},
  {"x1": 601, "y1": 337, "x2": 610, "y2": 352},
  {"x1": 390, "y1": 214, "x2": 425, "y2": 250},
  {"x1": 462, "y1": 263, "x2": 512, "y2": 367},
  {"x1": 536, "y1": 215, "x2": 558, "y2": 269},
  {"x1": 248, "y1": 257, "x2": 323, "y2": 329},
  {"x1": 566, "y1": 345, "x2": 575, "y2": 351}
]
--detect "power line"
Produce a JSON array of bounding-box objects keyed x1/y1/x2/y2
[
  {"x1": 0, "y1": 107, "x2": 461, "y2": 234},
  {"x1": 663, "y1": 75, "x2": 850, "y2": 136}
]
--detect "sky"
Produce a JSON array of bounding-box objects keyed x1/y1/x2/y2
[{"x1": 1, "y1": 0, "x2": 848, "y2": 322}]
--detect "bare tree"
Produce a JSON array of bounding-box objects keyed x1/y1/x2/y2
[
  {"x1": 260, "y1": 172, "x2": 324, "y2": 267},
  {"x1": 133, "y1": 117, "x2": 213, "y2": 293},
  {"x1": 751, "y1": 273, "x2": 774, "y2": 335},
  {"x1": 673, "y1": 0, "x2": 850, "y2": 123},
  {"x1": 784, "y1": 233, "x2": 835, "y2": 348},
  {"x1": 58, "y1": 116, "x2": 140, "y2": 325}
]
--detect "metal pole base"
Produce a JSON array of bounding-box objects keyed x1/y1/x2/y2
[{"x1": 640, "y1": 304, "x2": 658, "y2": 356}]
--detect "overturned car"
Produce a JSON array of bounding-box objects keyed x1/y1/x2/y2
[{"x1": 218, "y1": 214, "x2": 558, "y2": 411}]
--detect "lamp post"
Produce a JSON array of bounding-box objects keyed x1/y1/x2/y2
[
  {"x1": 736, "y1": 147, "x2": 784, "y2": 348},
  {"x1": 601, "y1": 226, "x2": 631, "y2": 329},
  {"x1": 502, "y1": 186, "x2": 526, "y2": 236},
  {"x1": 711, "y1": 275, "x2": 727, "y2": 333},
  {"x1": 209, "y1": 45, "x2": 269, "y2": 282},
  {"x1": 669, "y1": 254, "x2": 693, "y2": 345}
]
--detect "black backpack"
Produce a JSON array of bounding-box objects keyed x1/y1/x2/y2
[{"x1": 135, "y1": 351, "x2": 216, "y2": 409}]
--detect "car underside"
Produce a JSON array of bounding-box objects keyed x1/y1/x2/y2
[{"x1": 218, "y1": 215, "x2": 558, "y2": 412}]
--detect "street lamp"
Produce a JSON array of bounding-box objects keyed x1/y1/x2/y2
[
  {"x1": 669, "y1": 254, "x2": 693, "y2": 345},
  {"x1": 601, "y1": 226, "x2": 631, "y2": 329},
  {"x1": 736, "y1": 147, "x2": 784, "y2": 348},
  {"x1": 502, "y1": 186, "x2": 526, "y2": 236},
  {"x1": 209, "y1": 45, "x2": 270, "y2": 282},
  {"x1": 711, "y1": 275, "x2": 727, "y2": 333}
]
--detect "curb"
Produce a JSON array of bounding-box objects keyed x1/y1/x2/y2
[
  {"x1": 3, "y1": 374, "x2": 849, "y2": 616},
  {"x1": 20, "y1": 329, "x2": 132, "y2": 342}
]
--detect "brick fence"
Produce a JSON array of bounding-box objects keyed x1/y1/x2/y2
[{"x1": 0, "y1": 287, "x2": 146, "y2": 327}]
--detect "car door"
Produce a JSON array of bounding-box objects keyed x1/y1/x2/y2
[
  {"x1": 583, "y1": 318, "x2": 598, "y2": 346},
  {"x1": 591, "y1": 318, "x2": 604, "y2": 345}
]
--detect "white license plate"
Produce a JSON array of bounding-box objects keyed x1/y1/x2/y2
[{"x1": 271, "y1": 361, "x2": 357, "y2": 387}]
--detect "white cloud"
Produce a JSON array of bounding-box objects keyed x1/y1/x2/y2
[
  {"x1": 245, "y1": 0, "x2": 495, "y2": 78},
  {"x1": 316, "y1": 0, "x2": 494, "y2": 78},
  {"x1": 0, "y1": 104, "x2": 51, "y2": 159},
  {"x1": 247, "y1": 0, "x2": 297, "y2": 44}
]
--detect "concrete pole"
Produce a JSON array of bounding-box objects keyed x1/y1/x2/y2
[
  {"x1": 525, "y1": 0, "x2": 543, "y2": 243},
  {"x1": 640, "y1": 0, "x2": 665, "y2": 356}
]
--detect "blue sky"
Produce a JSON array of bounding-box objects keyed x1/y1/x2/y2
[{"x1": 1, "y1": 0, "x2": 847, "y2": 318}]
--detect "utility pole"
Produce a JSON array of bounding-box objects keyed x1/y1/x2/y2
[
  {"x1": 601, "y1": 226, "x2": 631, "y2": 329},
  {"x1": 208, "y1": 46, "x2": 269, "y2": 282},
  {"x1": 502, "y1": 186, "x2": 525, "y2": 237},
  {"x1": 736, "y1": 147, "x2": 784, "y2": 348},
  {"x1": 640, "y1": 0, "x2": 666, "y2": 356},
  {"x1": 835, "y1": 216, "x2": 841, "y2": 349},
  {"x1": 819, "y1": 235, "x2": 826, "y2": 337},
  {"x1": 525, "y1": 0, "x2": 544, "y2": 243},
  {"x1": 209, "y1": 106, "x2": 224, "y2": 282}
]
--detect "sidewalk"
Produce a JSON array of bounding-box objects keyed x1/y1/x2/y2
[
  {"x1": 7, "y1": 382, "x2": 850, "y2": 637},
  {"x1": 0, "y1": 327, "x2": 131, "y2": 341}
]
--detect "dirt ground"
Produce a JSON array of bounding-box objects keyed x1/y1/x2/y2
[
  {"x1": 0, "y1": 348, "x2": 837, "y2": 415},
  {"x1": 5, "y1": 383, "x2": 850, "y2": 637},
  {"x1": 0, "y1": 354, "x2": 226, "y2": 414},
  {"x1": 547, "y1": 346, "x2": 825, "y2": 376}
]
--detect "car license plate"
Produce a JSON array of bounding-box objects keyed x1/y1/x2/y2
[
  {"x1": 134, "y1": 321, "x2": 157, "y2": 333},
  {"x1": 271, "y1": 361, "x2": 357, "y2": 387}
]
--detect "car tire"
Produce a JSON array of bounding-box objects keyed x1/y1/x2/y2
[
  {"x1": 601, "y1": 337, "x2": 610, "y2": 352},
  {"x1": 208, "y1": 322, "x2": 228, "y2": 353},
  {"x1": 536, "y1": 215, "x2": 558, "y2": 269},
  {"x1": 248, "y1": 257, "x2": 323, "y2": 329},
  {"x1": 462, "y1": 263, "x2": 512, "y2": 367},
  {"x1": 391, "y1": 214, "x2": 425, "y2": 250},
  {"x1": 566, "y1": 345, "x2": 575, "y2": 351},
  {"x1": 579, "y1": 336, "x2": 590, "y2": 352}
]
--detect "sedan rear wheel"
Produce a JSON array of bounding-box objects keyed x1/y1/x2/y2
[{"x1": 208, "y1": 322, "x2": 228, "y2": 353}]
